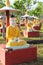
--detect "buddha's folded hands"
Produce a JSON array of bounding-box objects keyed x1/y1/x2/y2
[{"x1": 10, "y1": 37, "x2": 18, "y2": 42}]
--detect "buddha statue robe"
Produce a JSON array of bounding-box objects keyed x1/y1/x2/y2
[{"x1": 6, "y1": 25, "x2": 26, "y2": 47}]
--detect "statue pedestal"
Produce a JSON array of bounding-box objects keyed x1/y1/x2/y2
[
  {"x1": 0, "y1": 44, "x2": 37, "y2": 65},
  {"x1": 23, "y1": 30, "x2": 40, "y2": 37},
  {"x1": 33, "y1": 23, "x2": 42, "y2": 30}
]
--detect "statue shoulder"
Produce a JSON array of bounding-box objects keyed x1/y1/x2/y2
[
  {"x1": 15, "y1": 25, "x2": 19, "y2": 29},
  {"x1": 7, "y1": 26, "x2": 11, "y2": 30}
]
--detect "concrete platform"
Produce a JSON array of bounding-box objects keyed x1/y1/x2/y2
[{"x1": 0, "y1": 44, "x2": 37, "y2": 65}]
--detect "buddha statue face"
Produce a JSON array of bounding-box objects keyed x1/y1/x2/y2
[
  {"x1": 10, "y1": 15, "x2": 16, "y2": 27},
  {"x1": 32, "y1": 18, "x2": 36, "y2": 23}
]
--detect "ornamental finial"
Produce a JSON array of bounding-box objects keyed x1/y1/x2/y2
[{"x1": 6, "y1": 0, "x2": 10, "y2": 6}]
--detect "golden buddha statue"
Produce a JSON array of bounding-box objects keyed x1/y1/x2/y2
[
  {"x1": 25, "y1": 18, "x2": 33, "y2": 32},
  {"x1": 6, "y1": 15, "x2": 29, "y2": 49},
  {"x1": 32, "y1": 16, "x2": 39, "y2": 27}
]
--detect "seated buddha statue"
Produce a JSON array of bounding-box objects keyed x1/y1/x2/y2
[
  {"x1": 25, "y1": 19, "x2": 34, "y2": 32},
  {"x1": 27, "y1": 20, "x2": 34, "y2": 32},
  {"x1": 32, "y1": 17, "x2": 39, "y2": 27},
  {"x1": 6, "y1": 15, "x2": 29, "y2": 49}
]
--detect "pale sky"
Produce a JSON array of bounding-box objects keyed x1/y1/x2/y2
[{"x1": 10, "y1": 0, "x2": 14, "y2": 5}]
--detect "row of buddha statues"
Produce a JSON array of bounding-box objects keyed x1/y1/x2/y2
[{"x1": 20, "y1": 16, "x2": 41, "y2": 32}]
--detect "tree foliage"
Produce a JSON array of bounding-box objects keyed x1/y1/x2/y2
[
  {"x1": 13, "y1": 0, "x2": 31, "y2": 15},
  {"x1": 13, "y1": 0, "x2": 43, "y2": 18},
  {"x1": 0, "y1": 0, "x2": 5, "y2": 8},
  {"x1": 29, "y1": 2, "x2": 43, "y2": 18}
]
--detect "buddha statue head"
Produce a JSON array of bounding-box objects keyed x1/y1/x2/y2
[{"x1": 10, "y1": 15, "x2": 16, "y2": 27}]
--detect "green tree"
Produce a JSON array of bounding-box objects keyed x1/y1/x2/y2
[
  {"x1": 13, "y1": 0, "x2": 31, "y2": 15},
  {"x1": 12, "y1": 0, "x2": 43, "y2": 18},
  {"x1": 29, "y1": 2, "x2": 43, "y2": 18},
  {"x1": 0, "y1": 0, "x2": 5, "y2": 8},
  {"x1": 33, "y1": 0, "x2": 37, "y2": 4}
]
